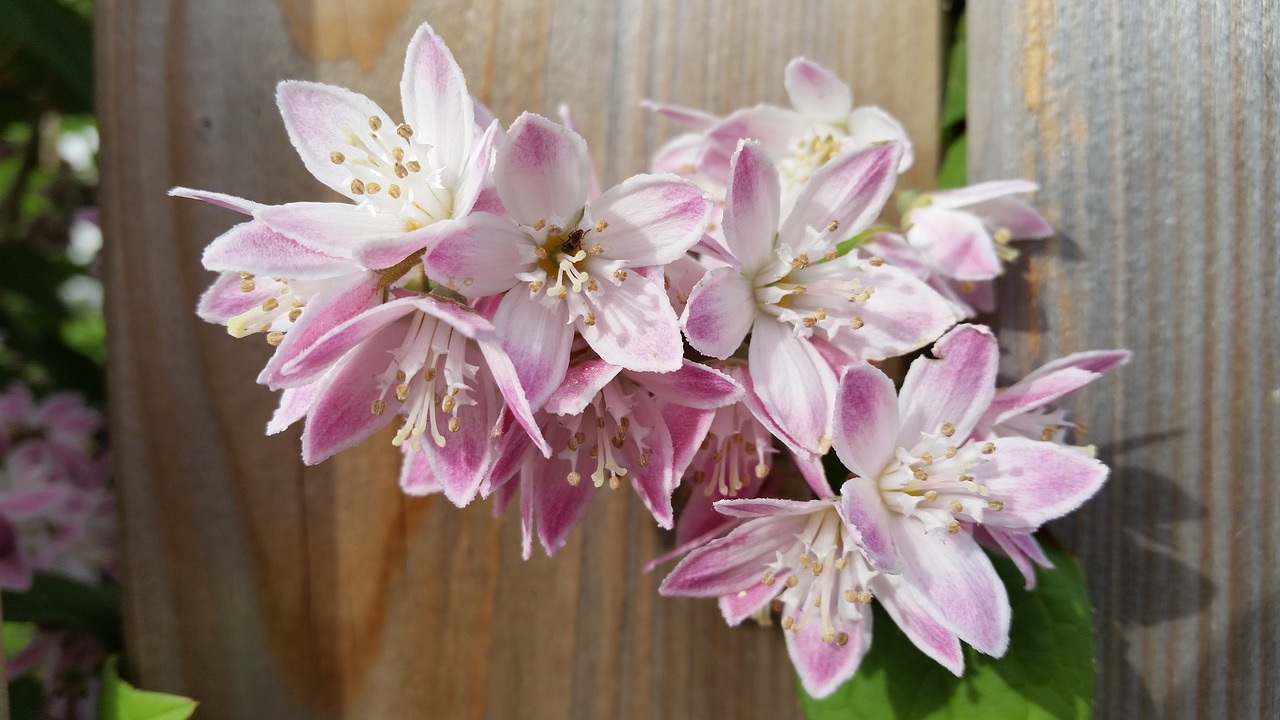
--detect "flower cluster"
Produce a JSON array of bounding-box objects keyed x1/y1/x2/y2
[
  {"x1": 0, "y1": 382, "x2": 115, "y2": 590},
  {"x1": 177, "y1": 23, "x2": 1127, "y2": 697}
]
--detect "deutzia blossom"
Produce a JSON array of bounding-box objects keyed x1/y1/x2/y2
[
  {"x1": 681, "y1": 139, "x2": 955, "y2": 456},
  {"x1": 828, "y1": 324, "x2": 1109, "y2": 662},
  {"x1": 406, "y1": 113, "x2": 711, "y2": 407},
  {"x1": 488, "y1": 357, "x2": 740, "y2": 557},
  {"x1": 659, "y1": 496, "x2": 960, "y2": 698}
]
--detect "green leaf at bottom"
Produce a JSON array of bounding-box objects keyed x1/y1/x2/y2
[
  {"x1": 799, "y1": 544, "x2": 1094, "y2": 720},
  {"x1": 99, "y1": 657, "x2": 199, "y2": 720}
]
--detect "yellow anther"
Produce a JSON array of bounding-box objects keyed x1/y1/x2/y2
[
  {"x1": 799, "y1": 553, "x2": 811, "y2": 567},
  {"x1": 392, "y1": 148, "x2": 405, "y2": 162},
  {"x1": 946, "y1": 521, "x2": 961, "y2": 534},
  {"x1": 982, "y1": 442, "x2": 997, "y2": 454},
  {"x1": 288, "y1": 309, "x2": 302, "y2": 322},
  {"x1": 330, "y1": 151, "x2": 346, "y2": 164},
  {"x1": 785, "y1": 575, "x2": 799, "y2": 588},
  {"x1": 614, "y1": 269, "x2": 628, "y2": 281},
  {"x1": 945, "y1": 446, "x2": 958, "y2": 458},
  {"x1": 869, "y1": 256, "x2": 884, "y2": 267},
  {"x1": 836, "y1": 632, "x2": 849, "y2": 646},
  {"x1": 239, "y1": 278, "x2": 255, "y2": 292},
  {"x1": 1041, "y1": 426, "x2": 1057, "y2": 441},
  {"x1": 762, "y1": 571, "x2": 776, "y2": 586},
  {"x1": 920, "y1": 452, "x2": 933, "y2": 466},
  {"x1": 637, "y1": 453, "x2": 649, "y2": 467},
  {"x1": 791, "y1": 254, "x2": 811, "y2": 270},
  {"x1": 782, "y1": 616, "x2": 794, "y2": 630},
  {"x1": 949, "y1": 500, "x2": 963, "y2": 513},
  {"x1": 827, "y1": 220, "x2": 840, "y2": 232},
  {"x1": 388, "y1": 184, "x2": 401, "y2": 199},
  {"x1": 405, "y1": 160, "x2": 421, "y2": 173},
  {"x1": 395, "y1": 383, "x2": 410, "y2": 402},
  {"x1": 448, "y1": 417, "x2": 460, "y2": 432},
  {"x1": 595, "y1": 219, "x2": 608, "y2": 232},
  {"x1": 567, "y1": 471, "x2": 581, "y2": 486},
  {"x1": 824, "y1": 250, "x2": 837, "y2": 260},
  {"x1": 988, "y1": 500, "x2": 1005, "y2": 511},
  {"x1": 266, "y1": 331, "x2": 285, "y2": 346},
  {"x1": 941, "y1": 422, "x2": 956, "y2": 437},
  {"x1": 350, "y1": 179, "x2": 366, "y2": 195},
  {"x1": 912, "y1": 467, "x2": 928, "y2": 481},
  {"x1": 849, "y1": 316, "x2": 864, "y2": 330},
  {"x1": 368, "y1": 116, "x2": 382, "y2": 131},
  {"x1": 396, "y1": 123, "x2": 413, "y2": 138},
  {"x1": 394, "y1": 163, "x2": 409, "y2": 178},
  {"x1": 923, "y1": 490, "x2": 939, "y2": 502},
  {"x1": 371, "y1": 399, "x2": 386, "y2": 415},
  {"x1": 994, "y1": 227, "x2": 1013, "y2": 244}
]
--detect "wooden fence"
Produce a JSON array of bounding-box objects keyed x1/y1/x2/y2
[{"x1": 98, "y1": 0, "x2": 1276, "y2": 717}]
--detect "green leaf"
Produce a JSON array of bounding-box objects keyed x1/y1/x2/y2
[
  {"x1": 941, "y1": 13, "x2": 968, "y2": 132},
  {"x1": 937, "y1": 134, "x2": 967, "y2": 190},
  {"x1": 100, "y1": 657, "x2": 200, "y2": 720},
  {"x1": 4, "y1": 620, "x2": 37, "y2": 659},
  {"x1": 2, "y1": 573, "x2": 123, "y2": 651},
  {"x1": 799, "y1": 544, "x2": 1095, "y2": 720}
]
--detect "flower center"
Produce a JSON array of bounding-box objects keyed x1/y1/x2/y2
[
  {"x1": 556, "y1": 382, "x2": 650, "y2": 489},
  {"x1": 329, "y1": 114, "x2": 453, "y2": 230},
  {"x1": 778, "y1": 132, "x2": 845, "y2": 189},
  {"x1": 761, "y1": 505, "x2": 874, "y2": 645},
  {"x1": 877, "y1": 423, "x2": 1005, "y2": 533},
  {"x1": 373, "y1": 312, "x2": 477, "y2": 451},
  {"x1": 755, "y1": 242, "x2": 883, "y2": 340},
  {"x1": 689, "y1": 404, "x2": 773, "y2": 498},
  {"x1": 226, "y1": 273, "x2": 312, "y2": 345}
]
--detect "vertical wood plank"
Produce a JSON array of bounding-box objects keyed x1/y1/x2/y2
[
  {"x1": 969, "y1": 1, "x2": 1279, "y2": 718},
  {"x1": 98, "y1": 1, "x2": 939, "y2": 717}
]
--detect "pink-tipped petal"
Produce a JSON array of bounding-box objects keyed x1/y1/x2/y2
[
  {"x1": 825, "y1": 263, "x2": 958, "y2": 362},
  {"x1": 833, "y1": 362, "x2": 901, "y2": 479},
  {"x1": 663, "y1": 405, "x2": 716, "y2": 480},
  {"x1": 399, "y1": 446, "x2": 443, "y2": 496},
  {"x1": 579, "y1": 273, "x2": 684, "y2": 373},
  {"x1": 629, "y1": 407, "x2": 676, "y2": 528},
  {"x1": 414, "y1": 210, "x2": 524, "y2": 294},
  {"x1": 533, "y1": 464, "x2": 595, "y2": 556},
  {"x1": 986, "y1": 354, "x2": 1127, "y2": 427},
  {"x1": 837, "y1": 477, "x2": 898, "y2": 572},
  {"x1": 276, "y1": 81, "x2": 393, "y2": 199},
  {"x1": 256, "y1": 202, "x2": 405, "y2": 260},
  {"x1": 632, "y1": 360, "x2": 742, "y2": 410},
  {"x1": 681, "y1": 267, "x2": 756, "y2": 359},
  {"x1": 781, "y1": 142, "x2": 901, "y2": 244},
  {"x1": 277, "y1": 298, "x2": 419, "y2": 385},
  {"x1": 786, "y1": 612, "x2": 872, "y2": 699},
  {"x1": 400, "y1": 22, "x2": 475, "y2": 181},
  {"x1": 479, "y1": 340, "x2": 551, "y2": 458},
  {"x1": 892, "y1": 520, "x2": 1011, "y2": 657},
  {"x1": 258, "y1": 273, "x2": 382, "y2": 389},
  {"x1": 544, "y1": 359, "x2": 622, "y2": 416},
  {"x1": 202, "y1": 220, "x2": 354, "y2": 279},
  {"x1": 492, "y1": 290, "x2": 575, "y2": 409},
  {"x1": 705, "y1": 105, "x2": 810, "y2": 162},
  {"x1": 784, "y1": 57, "x2": 852, "y2": 123},
  {"x1": 930, "y1": 180, "x2": 1039, "y2": 209},
  {"x1": 969, "y1": 197, "x2": 1054, "y2": 239},
  {"x1": 748, "y1": 319, "x2": 837, "y2": 457},
  {"x1": 977, "y1": 526, "x2": 1053, "y2": 590},
  {"x1": 974, "y1": 437, "x2": 1109, "y2": 530},
  {"x1": 897, "y1": 324, "x2": 998, "y2": 444},
  {"x1": 495, "y1": 113, "x2": 591, "y2": 227},
  {"x1": 411, "y1": 295, "x2": 495, "y2": 340},
  {"x1": 588, "y1": 175, "x2": 710, "y2": 266},
  {"x1": 267, "y1": 381, "x2": 323, "y2": 435},
  {"x1": 712, "y1": 497, "x2": 824, "y2": 519},
  {"x1": 874, "y1": 575, "x2": 964, "y2": 674},
  {"x1": 719, "y1": 579, "x2": 780, "y2": 626},
  {"x1": 722, "y1": 140, "x2": 782, "y2": 271},
  {"x1": 197, "y1": 272, "x2": 273, "y2": 324},
  {"x1": 642, "y1": 100, "x2": 720, "y2": 131},
  {"x1": 848, "y1": 107, "x2": 915, "y2": 172},
  {"x1": 169, "y1": 187, "x2": 263, "y2": 215},
  {"x1": 426, "y1": 374, "x2": 496, "y2": 508},
  {"x1": 659, "y1": 515, "x2": 808, "y2": 596},
  {"x1": 453, "y1": 120, "x2": 501, "y2": 217},
  {"x1": 907, "y1": 207, "x2": 1002, "y2": 281},
  {"x1": 300, "y1": 328, "x2": 400, "y2": 464}
]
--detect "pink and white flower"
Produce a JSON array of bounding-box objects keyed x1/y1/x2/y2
[
  {"x1": 261, "y1": 292, "x2": 548, "y2": 507},
  {"x1": 828, "y1": 324, "x2": 1109, "y2": 662},
  {"x1": 653, "y1": 58, "x2": 912, "y2": 193},
  {"x1": 659, "y1": 496, "x2": 961, "y2": 698},
  {"x1": 863, "y1": 180, "x2": 1054, "y2": 317},
  {"x1": 680, "y1": 139, "x2": 955, "y2": 456},
  {"x1": 489, "y1": 357, "x2": 741, "y2": 557},
  {"x1": 413, "y1": 113, "x2": 711, "y2": 406},
  {"x1": 176, "y1": 21, "x2": 498, "y2": 384}
]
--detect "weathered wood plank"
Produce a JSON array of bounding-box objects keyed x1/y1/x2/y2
[
  {"x1": 98, "y1": 1, "x2": 939, "y2": 717},
  {"x1": 969, "y1": 1, "x2": 1279, "y2": 718}
]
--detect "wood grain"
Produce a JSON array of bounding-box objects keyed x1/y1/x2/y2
[
  {"x1": 98, "y1": 0, "x2": 940, "y2": 717},
  {"x1": 969, "y1": 1, "x2": 1279, "y2": 718}
]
